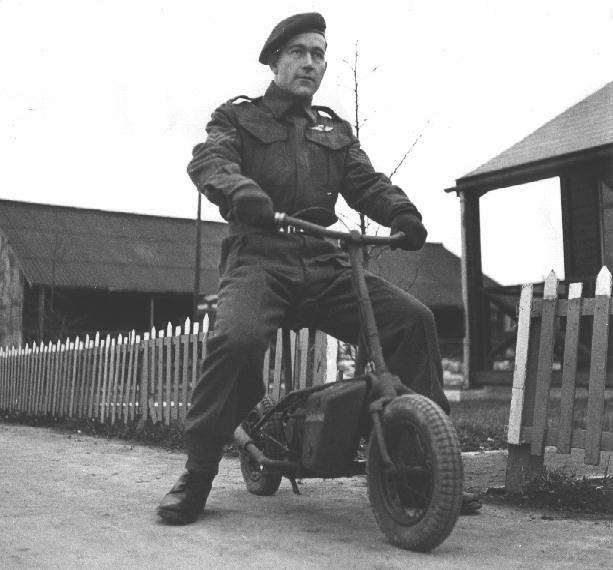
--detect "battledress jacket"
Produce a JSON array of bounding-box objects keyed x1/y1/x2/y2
[{"x1": 187, "y1": 82, "x2": 421, "y2": 227}]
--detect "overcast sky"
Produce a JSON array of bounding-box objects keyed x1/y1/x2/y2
[{"x1": 1, "y1": 0, "x2": 612, "y2": 284}]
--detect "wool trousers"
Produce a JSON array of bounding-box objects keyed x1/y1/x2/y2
[{"x1": 184, "y1": 232, "x2": 449, "y2": 474}]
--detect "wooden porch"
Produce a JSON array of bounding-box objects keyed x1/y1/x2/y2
[{"x1": 447, "y1": 80, "x2": 613, "y2": 387}]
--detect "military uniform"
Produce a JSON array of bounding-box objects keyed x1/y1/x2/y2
[
  {"x1": 158, "y1": 12, "x2": 481, "y2": 526},
  {"x1": 188, "y1": 82, "x2": 420, "y2": 228},
  {"x1": 182, "y1": 82, "x2": 450, "y2": 475}
]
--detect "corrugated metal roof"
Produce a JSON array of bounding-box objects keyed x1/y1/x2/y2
[
  {"x1": 0, "y1": 199, "x2": 227, "y2": 294},
  {"x1": 462, "y1": 80, "x2": 613, "y2": 179}
]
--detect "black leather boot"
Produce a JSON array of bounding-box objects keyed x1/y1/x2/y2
[{"x1": 157, "y1": 471, "x2": 214, "y2": 524}]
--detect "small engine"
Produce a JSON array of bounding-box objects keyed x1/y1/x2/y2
[{"x1": 299, "y1": 379, "x2": 368, "y2": 475}]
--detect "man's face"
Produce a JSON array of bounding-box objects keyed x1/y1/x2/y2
[{"x1": 271, "y1": 32, "x2": 327, "y2": 99}]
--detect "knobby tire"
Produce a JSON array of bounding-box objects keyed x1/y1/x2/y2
[{"x1": 366, "y1": 394, "x2": 463, "y2": 552}]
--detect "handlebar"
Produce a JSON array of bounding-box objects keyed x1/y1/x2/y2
[{"x1": 274, "y1": 213, "x2": 405, "y2": 247}]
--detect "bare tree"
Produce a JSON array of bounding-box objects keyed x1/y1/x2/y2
[{"x1": 342, "y1": 41, "x2": 427, "y2": 267}]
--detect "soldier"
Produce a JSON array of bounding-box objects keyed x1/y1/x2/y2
[{"x1": 158, "y1": 12, "x2": 480, "y2": 524}]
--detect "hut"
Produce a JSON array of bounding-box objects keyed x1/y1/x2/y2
[
  {"x1": 446, "y1": 80, "x2": 613, "y2": 385},
  {"x1": 0, "y1": 199, "x2": 226, "y2": 347}
]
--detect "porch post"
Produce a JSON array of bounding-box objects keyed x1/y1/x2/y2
[
  {"x1": 38, "y1": 286, "x2": 46, "y2": 342},
  {"x1": 460, "y1": 191, "x2": 486, "y2": 386},
  {"x1": 192, "y1": 192, "x2": 202, "y2": 322},
  {"x1": 149, "y1": 296, "x2": 155, "y2": 331},
  {"x1": 460, "y1": 192, "x2": 471, "y2": 389}
]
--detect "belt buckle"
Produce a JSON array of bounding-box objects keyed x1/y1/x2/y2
[{"x1": 280, "y1": 226, "x2": 303, "y2": 234}]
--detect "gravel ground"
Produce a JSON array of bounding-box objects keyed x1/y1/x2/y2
[{"x1": 1, "y1": 423, "x2": 612, "y2": 570}]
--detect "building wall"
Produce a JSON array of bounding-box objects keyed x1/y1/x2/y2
[
  {"x1": 21, "y1": 285, "x2": 193, "y2": 345},
  {"x1": 0, "y1": 233, "x2": 24, "y2": 348},
  {"x1": 561, "y1": 167, "x2": 603, "y2": 285}
]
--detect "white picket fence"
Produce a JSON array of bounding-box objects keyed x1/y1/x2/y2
[
  {"x1": 506, "y1": 266, "x2": 613, "y2": 492},
  {"x1": 0, "y1": 318, "x2": 337, "y2": 426}
]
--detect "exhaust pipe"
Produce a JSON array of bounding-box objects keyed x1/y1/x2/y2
[{"x1": 233, "y1": 425, "x2": 297, "y2": 471}]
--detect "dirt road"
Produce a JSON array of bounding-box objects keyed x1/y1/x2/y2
[{"x1": 1, "y1": 423, "x2": 612, "y2": 569}]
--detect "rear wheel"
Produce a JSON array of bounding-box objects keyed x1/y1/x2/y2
[
  {"x1": 367, "y1": 394, "x2": 463, "y2": 552},
  {"x1": 239, "y1": 396, "x2": 283, "y2": 496}
]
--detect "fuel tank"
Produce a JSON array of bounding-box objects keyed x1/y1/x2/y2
[{"x1": 301, "y1": 378, "x2": 368, "y2": 475}]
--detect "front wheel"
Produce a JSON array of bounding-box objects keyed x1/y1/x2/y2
[
  {"x1": 367, "y1": 394, "x2": 463, "y2": 552},
  {"x1": 239, "y1": 396, "x2": 283, "y2": 496}
]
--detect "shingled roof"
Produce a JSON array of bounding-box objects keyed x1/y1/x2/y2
[
  {"x1": 449, "y1": 80, "x2": 613, "y2": 193},
  {"x1": 0, "y1": 199, "x2": 227, "y2": 294},
  {"x1": 0, "y1": 199, "x2": 497, "y2": 309},
  {"x1": 367, "y1": 242, "x2": 499, "y2": 308}
]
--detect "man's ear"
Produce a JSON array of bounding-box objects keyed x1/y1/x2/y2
[{"x1": 268, "y1": 54, "x2": 279, "y2": 75}]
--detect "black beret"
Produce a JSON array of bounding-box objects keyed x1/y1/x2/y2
[{"x1": 259, "y1": 12, "x2": 326, "y2": 64}]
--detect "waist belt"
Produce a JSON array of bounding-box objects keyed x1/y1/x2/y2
[
  {"x1": 227, "y1": 221, "x2": 337, "y2": 245},
  {"x1": 227, "y1": 221, "x2": 307, "y2": 236}
]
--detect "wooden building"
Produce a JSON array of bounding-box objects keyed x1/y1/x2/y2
[
  {"x1": 0, "y1": 199, "x2": 503, "y2": 358},
  {"x1": 0, "y1": 200, "x2": 227, "y2": 347},
  {"x1": 446, "y1": 80, "x2": 613, "y2": 386},
  {"x1": 367, "y1": 243, "x2": 505, "y2": 359}
]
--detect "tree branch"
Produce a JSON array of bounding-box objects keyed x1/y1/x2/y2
[{"x1": 389, "y1": 121, "x2": 429, "y2": 179}]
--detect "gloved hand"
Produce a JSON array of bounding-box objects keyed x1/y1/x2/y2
[
  {"x1": 390, "y1": 213, "x2": 428, "y2": 251},
  {"x1": 231, "y1": 187, "x2": 275, "y2": 229}
]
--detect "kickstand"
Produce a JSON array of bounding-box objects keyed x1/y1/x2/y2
[{"x1": 289, "y1": 477, "x2": 301, "y2": 495}]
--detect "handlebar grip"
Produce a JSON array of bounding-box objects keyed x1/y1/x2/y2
[{"x1": 275, "y1": 212, "x2": 407, "y2": 247}]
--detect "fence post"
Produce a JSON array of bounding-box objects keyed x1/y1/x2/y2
[
  {"x1": 530, "y1": 271, "x2": 559, "y2": 455},
  {"x1": 68, "y1": 337, "x2": 80, "y2": 418},
  {"x1": 558, "y1": 282, "x2": 583, "y2": 453},
  {"x1": 100, "y1": 335, "x2": 112, "y2": 423},
  {"x1": 164, "y1": 323, "x2": 172, "y2": 426},
  {"x1": 181, "y1": 319, "x2": 190, "y2": 421},
  {"x1": 110, "y1": 335, "x2": 123, "y2": 425},
  {"x1": 43, "y1": 341, "x2": 53, "y2": 414},
  {"x1": 136, "y1": 331, "x2": 150, "y2": 430},
  {"x1": 311, "y1": 330, "x2": 328, "y2": 386},
  {"x1": 89, "y1": 333, "x2": 101, "y2": 419},
  {"x1": 157, "y1": 329, "x2": 165, "y2": 425},
  {"x1": 506, "y1": 283, "x2": 545, "y2": 493},
  {"x1": 294, "y1": 329, "x2": 309, "y2": 389},
  {"x1": 585, "y1": 266, "x2": 612, "y2": 465},
  {"x1": 149, "y1": 327, "x2": 157, "y2": 423},
  {"x1": 130, "y1": 333, "x2": 140, "y2": 422}
]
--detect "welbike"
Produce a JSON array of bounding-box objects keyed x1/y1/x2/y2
[{"x1": 233, "y1": 212, "x2": 463, "y2": 552}]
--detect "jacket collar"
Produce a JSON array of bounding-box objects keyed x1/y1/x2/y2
[{"x1": 263, "y1": 82, "x2": 316, "y2": 123}]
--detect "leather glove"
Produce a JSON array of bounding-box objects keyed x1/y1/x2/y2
[
  {"x1": 390, "y1": 213, "x2": 428, "y2": 251},
  {"x1": 231, "y1": 187, "x2": 275, "y2": 229}
]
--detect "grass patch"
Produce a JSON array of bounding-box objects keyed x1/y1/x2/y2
[
  {"x1": 487, "y1": 467, "x2": 613, "y2": 515},
  {"x1": 449, "y1": 399, "x2": 509, "y2": 451},
  {"x1": 3, "y1": 401, "x2": 510, "y2": 453},
  {"x1": 449, "y1": 394, "x2": 613, "y2": 451},
  {"x1": 2, "y1": 394, "x2": 611, "y2": 457},
  {"x1": 1, "y1": 412, "x2": 186, "y2": 450}
]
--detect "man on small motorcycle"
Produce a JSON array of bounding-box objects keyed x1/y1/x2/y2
[{"x1": 158, "y1": 12, "x2": 480, "y2": 525}]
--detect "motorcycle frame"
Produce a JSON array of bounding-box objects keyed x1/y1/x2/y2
[{"x1": 236, "y1": 215, "x2": 412, "y2": 476}]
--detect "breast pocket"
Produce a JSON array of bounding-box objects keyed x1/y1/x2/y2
[
  {"x1": 305, "y1": 128, "x2": 353, "y2": 199},
  {"x1": 237, "y1": 114, "x2": 290, "y2": 195}
]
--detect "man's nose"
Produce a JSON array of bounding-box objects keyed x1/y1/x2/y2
[{"x1": 302, "y1": 52, "x2": 314, "y2": 67}]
